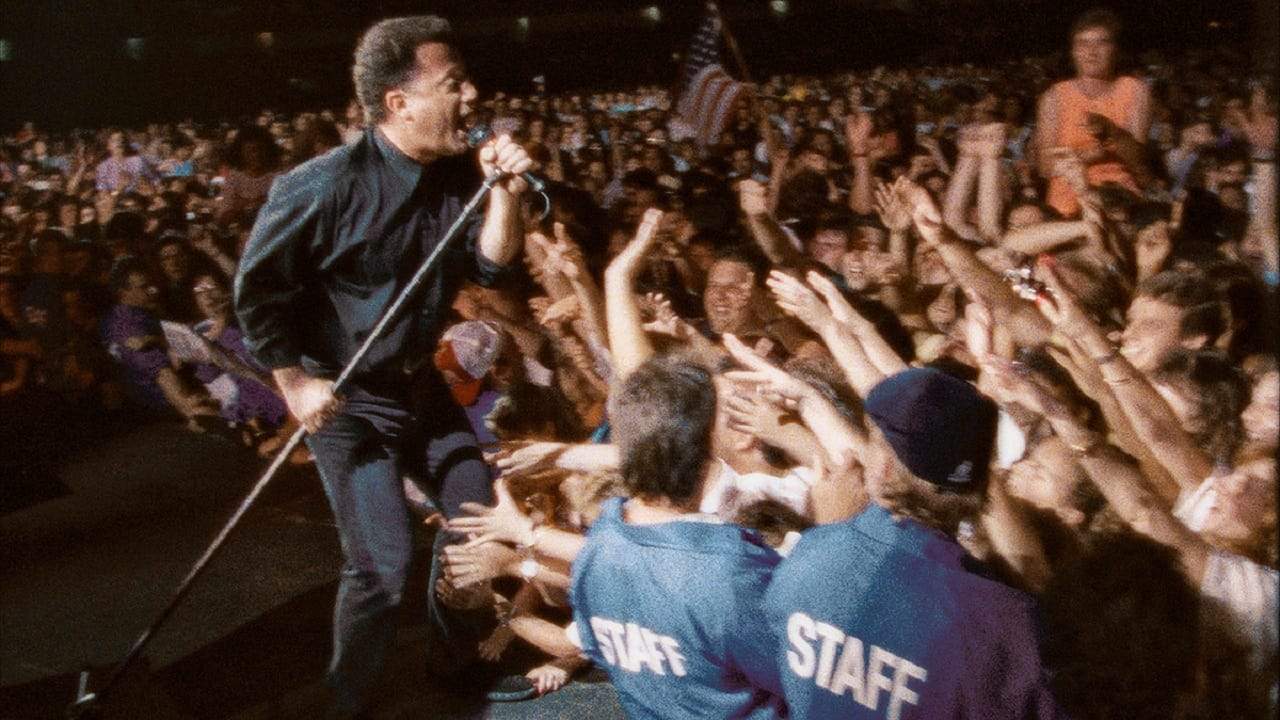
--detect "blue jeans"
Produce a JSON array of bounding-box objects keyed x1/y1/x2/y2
[{"x1": 306, "y1": 382, "x2": 493, "y2": 714}]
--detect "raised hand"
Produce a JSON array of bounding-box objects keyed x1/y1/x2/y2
[
  {"x1": 1031, "y1": 256, "x2": 1090, "y2": 332},
  {"x1": 724, "y1": 386, "x2": 791, "y2": 442},
  {"x1": 640, "y1": 292, "x2": 692, "y2": 339},
  {"x1": 483, "y1": 442, "x2": 567, "y2": 480},
  {"x1": 447, "y1": 478, "x2": 535, "y2": 547},
  {"x1": 537, "y1": 294, "x2": 581, "y2": 327},
  {"x1": 722, "y1": 333, "x2": 813, "y2": 410},
  {"x1": 607, "y1": 208, "x2": 664, "y2": 278},
  {"x1": 442, "y1": 540, "x2": 520, "y2": 588},
  {"x1": 766, "y1": 270, "x2": 834, "y2": 331},
  {"x1": 805, "y1": 270, "x2": 860, "y2": 326},
  {"x1": 874, "y1": 179, "x2": 912, "y2": 232},
  {"x1": 895, "y1": 175, "x2": 945, "y2": 244}
]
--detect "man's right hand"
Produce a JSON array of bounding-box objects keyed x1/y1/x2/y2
[{"x1": 273, "y1": 366, "x2": 341, "y2": 434}]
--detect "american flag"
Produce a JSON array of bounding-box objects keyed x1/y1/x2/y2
[{"x1": 671, "y1": 4, "x2": 752, "y2": 147}]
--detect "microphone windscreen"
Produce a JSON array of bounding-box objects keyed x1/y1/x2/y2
[{"x1": 466, "y1": 124, "x2": 493, "y2": 149}]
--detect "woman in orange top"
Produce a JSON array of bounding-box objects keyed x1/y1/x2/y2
[{"x1": 1035, "y1": 8, "x2": 1151, "y2": 217}]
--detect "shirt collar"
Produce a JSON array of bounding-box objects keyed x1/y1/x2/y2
[
  {"x1": 596, "y1": 496, "x2": 766, "y2": 557},
  {"x1": 371, "y1": 126, "x2": 424, "y2": 194},
  {"x1": 848, "y1": 503, "x2": 967, "y2": 567}
]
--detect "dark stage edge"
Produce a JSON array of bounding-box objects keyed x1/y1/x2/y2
[{"x1": 0, "y1": 422, "x2": 624, "y2": 719}]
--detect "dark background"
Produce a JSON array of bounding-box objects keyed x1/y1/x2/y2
[{"x1": 0, "y1": 0, "x2": 1270, "y2": 131}]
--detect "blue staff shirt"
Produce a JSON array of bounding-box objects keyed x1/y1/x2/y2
[
  {"x1": 764, "y1": 504, "x2": 1066, "y2": 720},
  {"x1": 571, "y1": 497, "x2": 785, "y2": 719}
]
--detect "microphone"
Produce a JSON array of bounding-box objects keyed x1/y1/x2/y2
[{"x1": 466, "y1": 123, "x2": 548, "y2": 194}]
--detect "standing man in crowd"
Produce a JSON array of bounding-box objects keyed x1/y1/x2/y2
[
  {"x1": 765, "y1": 368, "x2": 1065, "y2": 719},
  {"x1": 1036, "y1": 7, "x2": 1151, "y2": 216},
  {"x1": 234, "y1": 15, "x2": 532, "y2": 718}
]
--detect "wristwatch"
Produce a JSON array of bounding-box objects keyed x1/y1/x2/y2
[{"x1": 518, "y1": 558, "x2": 540, "y2": 582}]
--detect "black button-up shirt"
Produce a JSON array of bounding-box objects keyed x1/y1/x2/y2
[{"x1": 234, "y1": 129, "x2": 505, "y2": 385}]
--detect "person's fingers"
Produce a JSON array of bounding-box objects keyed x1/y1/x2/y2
[
  {"x1": 639, "y1": 207, "x2": 664, "y2": 229},
  {"x1": 726, "y1": 389, "x2": 761, "y2": 410},
  {"x1": 722, "y1": 334, "x2": 771, "y2": 371}
]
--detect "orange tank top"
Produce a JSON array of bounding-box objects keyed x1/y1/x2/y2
[{"x1": 1046, "y1": 76, "x2": 1144, "y2": 216}]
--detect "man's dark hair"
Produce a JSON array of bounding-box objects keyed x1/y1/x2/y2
[
  {"x1": 1129, "y1": 201, "x2": 1171, "y2": 233},
  {"x1": 873, "y1": 457, "x2": 984, "y2": 536},
  {"x1": 225, "y1": 125, "x2": 282, "y2": 172},
  {"x1": 352, "y1": 15, "x2": 455, "y2": 126},
  {"x1": 1070, "y1": 7, "x2": 1122, "y2": 40},
  {"x1": 1136, "y1": 269, "x2": 1226, "y2": 345},
  {"x1": 108, "y1": 257, "x2": 148, "y2": 295},
  {"x1": 710, "y1": 244, "x2": 769, "y2": 287},
  {"x1": 1153, "y1": 347, "x2": 1249, "y2": 466},
  {"x1": 777, "y1": 169, "x2": 832, "y2": 222},
  {"x1": 607, "y1": 355, "x2": 717, "y2": 505},
  {"x1": 104, "y1": 211, "x2": 146, "y2": 243}
]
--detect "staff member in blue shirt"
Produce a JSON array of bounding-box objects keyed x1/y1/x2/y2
[
  {"x1": 570, "y1": 355, "x2": 785, "y2": 719},
  {"x1": 234, "y1": 15, "x2": 533, "y2": 718},
  {"x1": 765, "y1": 367, "x2": 1066, "y2": 720}
]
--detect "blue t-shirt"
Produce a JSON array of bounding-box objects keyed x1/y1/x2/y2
[
  {"x1": 571, "y1": 496, "x2": 785, "y2": 719},
  {"x1": 764, "y1": 504, "x2": 1065, "y2": 720}
]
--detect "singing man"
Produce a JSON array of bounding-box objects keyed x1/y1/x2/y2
[{"x1": 234, "y1": 15, "x2": 532, "y2": 717}]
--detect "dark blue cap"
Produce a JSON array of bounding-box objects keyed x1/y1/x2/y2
[{"x1": 865, "y1": 367, "x2": 997, "y2": 491}]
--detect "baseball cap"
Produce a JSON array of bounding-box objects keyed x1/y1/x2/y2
[
  {"x1": 435, "y1": 321, "x2": 504, "y2": 406},
  {"x1": 864, "y1": 367, "x2": 998, "y2": 491}
]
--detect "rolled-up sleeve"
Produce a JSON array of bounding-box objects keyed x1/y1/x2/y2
[{"x1": 233, "y1": 171, "x2": 326, "y2": 369}]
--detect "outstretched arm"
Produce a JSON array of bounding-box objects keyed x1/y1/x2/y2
[{"x1": 604, "y1": 208, "x2": 664, "y2": 380}]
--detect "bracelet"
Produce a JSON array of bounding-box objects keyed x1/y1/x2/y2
[
  {"x1": 1103, "y1": 374, "x2": 1135, "y2": 386},
  {"x1": 1251, "y1": 153, "x2": 1275, "y2": 163}
]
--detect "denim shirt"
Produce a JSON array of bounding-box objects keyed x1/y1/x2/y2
[
  {"x1": 764, "y1": 504, "x2": 1066, "y2": 720},
  {"x1": 234, "y1": 128, "x2": 506, "y2": 386},
  {"x1": 571, "y1": 497, "x2": 785, "y2": 719}
]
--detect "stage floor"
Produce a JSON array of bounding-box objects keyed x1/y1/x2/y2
[{"x1": 0, "y1": 422, "x2": 623, "y2": 719}]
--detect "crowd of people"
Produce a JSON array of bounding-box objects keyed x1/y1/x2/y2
[{"x1": 2, "y1": 6, "x2": 1276, "y2": 717}]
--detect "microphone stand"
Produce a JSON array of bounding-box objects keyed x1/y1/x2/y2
[{"x1": 68, "y1": 170, "x2": 537, "y2": 718}]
